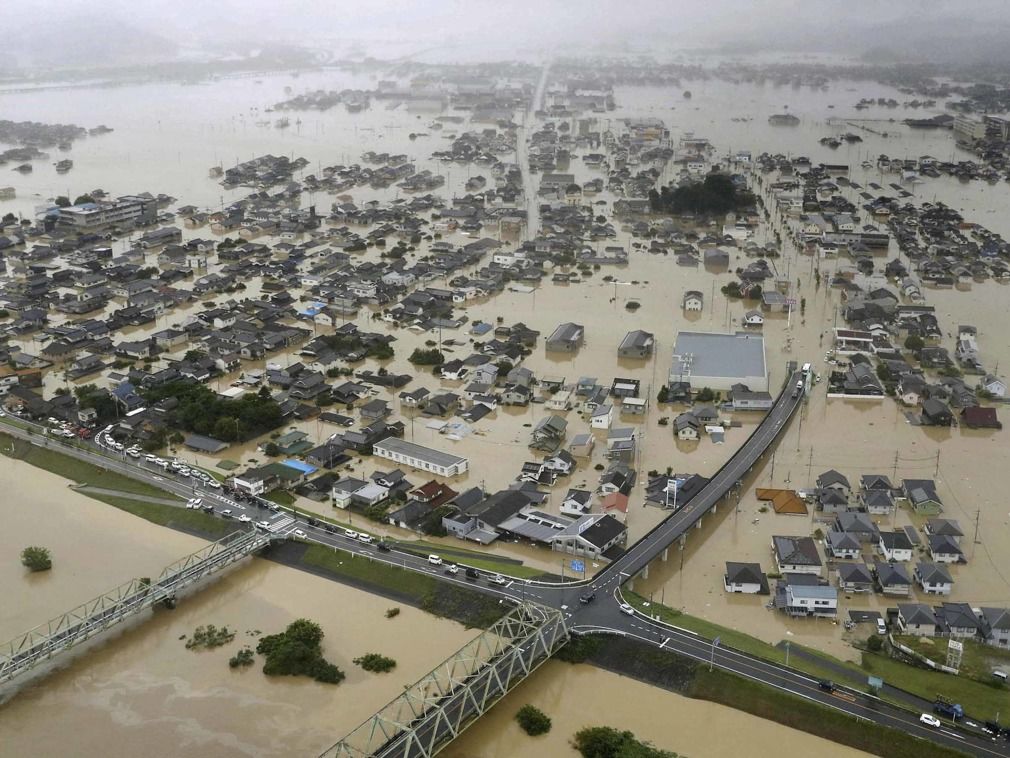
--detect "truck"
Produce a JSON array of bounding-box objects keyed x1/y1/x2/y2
[
  {"x1": 791, "y1": 380, "x2": 804, "y2": 399},
  {"x1": 933, "y1": 695, "x2": 964, "y2": 721}
]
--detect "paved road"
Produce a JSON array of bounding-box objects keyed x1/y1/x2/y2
[{"x1": 4, "y1": 387, "x2": 1009, "y2": 756}]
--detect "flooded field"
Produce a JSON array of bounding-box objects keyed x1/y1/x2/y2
[
  {"x1": 0, "y1": 467, "x2": 478, "y2": 756},
  {"x1": 444, "y1": 661, "x2": 869, "y2": 758}
]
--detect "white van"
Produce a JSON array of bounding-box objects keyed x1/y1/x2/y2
[
  {"x1": 802, "y1": 362, "x2": 812, "y2": 375},
  {"x1": 427, "y1": 554, "x2": 443, "y2": 566},
  {"x1": 994, "y1": 670, "x2": 1008, "y2": 682}
]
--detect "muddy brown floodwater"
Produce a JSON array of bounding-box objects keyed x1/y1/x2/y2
[{"x1": 444, "y1": 661, "x2": 869, "y2": 758}]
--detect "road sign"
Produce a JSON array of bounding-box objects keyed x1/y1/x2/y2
[{"x1": 570, "y1": 559, "x2": 585, "y2": 573}]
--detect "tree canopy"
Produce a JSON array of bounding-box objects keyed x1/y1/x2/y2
[
  {"x1": 256, "y1": 619, "x2": 344, "y2": 684},
  {"x1": 141, "y1": 380, "x2": 283, "y2": 441},
  {"x1": 21, "y1": 546, "x2": 52, "y2": 572},
  {"x1": 573, "y1": 726, "x2": 682, "y2": 758},
  {"x1": 649, "y1": 174, "x2": 753, "y2": 216}
]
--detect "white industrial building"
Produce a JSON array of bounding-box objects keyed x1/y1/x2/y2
[
  {"x1": 372, "y1": 438, "x2": 469, "y2": 477},
  {"x1": 669, "y1": 331, "x2": 768, "y2": 392}
]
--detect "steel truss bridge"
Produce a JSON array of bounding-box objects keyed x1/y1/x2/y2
[
  {"x1": 0, "y1": 529, "x2": 270, "y2": 686},
  {"x1": 320, "y1": 602, "x2": 568, "y2": 758}
]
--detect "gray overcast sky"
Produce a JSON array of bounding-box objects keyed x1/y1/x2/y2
[{"x1": 5, "y1": 0, "x2": 1010, "y2": 61}]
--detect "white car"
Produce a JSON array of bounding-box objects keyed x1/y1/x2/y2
[
  {"x1": 445, "y1": 563, "x2": 459, "y2": 575},
  {"x1": 207, "y1": 480, "x2": 221, "y2": 489},
  {"x1": 619, "y1": 603, "x2": 635, "y2": 616},
  {"x1": 238, "y1": 514, "x2": 252, "y2": 523},
  {"x1": 145, "y1": 454, "x2": 158, "y2": 462},
  {"x1": 293, "y1": 529, "x2": 306, "y2": 538},
  {"x1": 221, "y1": 509, "x2": 232, "y2": 518},
  {"x1": 344, "y1": 529, "x2": 359, "y2": 540},
  {"x1": 489, "y1": 574, "x2": 508, "y2": 586},
  {"x1": 427, "y1": 554, "x2": 443, "y2": 566},
  {"x1": 256, "y1": 520, "x2": 271, "y2": 529},
  {"x1": 919, "y1": 713, "x2": 941, "y2": 728},
  {"x1": 178, "y1": 468, "x2": 191, "y2": 476},
  {"x1": 357, "y1": 533, "x2": 373, "y2": 544}
]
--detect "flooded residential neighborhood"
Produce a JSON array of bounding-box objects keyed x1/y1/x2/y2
[{"x1": 4, "y1": 2, "x2": 1010, "y2": 757}]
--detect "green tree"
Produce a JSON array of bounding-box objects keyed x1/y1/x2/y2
[
  {"x1": 648, "y1": 174, "x2": 754, "y2": 216},
  {"x1": 573, "y1": 726, "x2": 680, "y2": 758},
  {"x1": 21, "y1": 546, "x2": 52, "y2": 572},
  {"x1": 408, "y1": 348, "x2": 445, "y2": 366},
  {"x1": 54, "y1": 195, "x2": 71, "y2": 207},
  {"x1": 353, "y1": 653, "x2": 397, "y2": 673},
  {"x1": 656, "y1": 385, "x2": 669, "y2": 404},
  {"x1": 515, "y1": 704, "x2": 551, "y2": 736},
  {"x1": 263, "y1": 442, "x2": 280, "y2": 457},
  {"x1": 866, "y1": 634, "x2": 884, "y2": 652},
  {"x1": 876, "y1": 363, "x2": 892, "y2": 382},
  {"x1": 184, "y1": 349, "x2": 208, "y2": 363},
  {"x1": 695, "y1": 387, "x2": 715, "y2": 403},
  {"x1": 73, "y1": 193, "x2": 95, "y2": 205},
  {"x1": 904, "y1": 335, "x2": 924, "y2": 352},
  {"x1": 256, "y1": 619, "x2": 344, "y2": 684}
]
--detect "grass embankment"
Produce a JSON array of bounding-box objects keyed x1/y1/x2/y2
[
  {"x1": 388, "y1": 539, "x2": 547, "y2": 579},
  {"x1": 568, "y1": 635, "x2": 967, "y2": 758},
  {"x1": 863, "y1": 652, "x2": 1007, "y2": 720},
  {"x1": 689, "y1": 668, "x2": 967, "y2": 758},
  {"x1": 300, "y1": 544, "x2": 506, "y2": 628},
  {"x1": 625, "y1": 592, "x2": 858, "y2": 682},
  {"x1": 626, "y1": 592, "x2": 1008, "y2": 718},
  {"x1": 0, "y1": 433, "x2": 176, "y2": 499},
  {"x1": 99, "y1": 496, "x2": 235, "y2": 538},
  {"x1": 0, "y1": 433, "x2": 237, "y2": 538}
]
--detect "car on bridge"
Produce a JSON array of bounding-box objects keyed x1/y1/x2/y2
[{"x1": 489, "y1": 574, "x2": 507, "y2": 585}]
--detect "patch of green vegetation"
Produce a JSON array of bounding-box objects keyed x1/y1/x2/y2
[
  {"x1": 185, "y1": 624, "x2": 236, "y2": 650},
  {"x1": 96, "y1": 496, "x2": 234, "y2": 537},
  {"x1": 388, "y1": 540, "x2": 545, "y2": 578},
  {"x1": 385, "y1": 607, "x2": 400, "y2": 619},
  {"x1": 624, "y1": 593, "x2": 856, "y2": 684},
  {"x1": 861, "y1": 650, "x2": 1006, "y2": 720},
  {"x1": 229, "y1": 648, "x2": 255, "y2": 668},
  {"x1": 354, "y1": 653, "x2": 396, "y2": 673},
  {"x1": 300, "y1": 544, "x2": 506, "y2": 629},
  {"x1": 20, "y1": 546, "x2": 52, "y2": 572},
  {"x1": 0, "y1": 433, "x2": 177, "y2": 500},
  {"x1": 263, "y1": 490, "x2": 296, "y2": 506},
  {"x1": 256, "y1": 619, "x2": 344, "y2": 684},
  {"x1": 690, "y1": 668, "x2": 965, "y2": 758},
  {"x1": 515, "y1": 704, "x2": 551, "y2": 736},
  {"x1": 555, "y1": 635, "x2": 605, "y2": 664},
  {"x1": 897, "y1": 634, "x2": 1010, "y2": 686},
  {"x1": 573, "y1": 726, "x2": 680, "y2": 757}
]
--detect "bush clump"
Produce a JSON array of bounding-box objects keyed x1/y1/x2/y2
[
  {"x1": 229, "y1": 648, "x2": 255, "y2": 668},
  {"x1": 354, "y1": 652, "x2": 397, "y2": 673},
  {"x1": 256, "y1": 619, "x2": 345, "y2": 684},
  {"x1": 185, "y1": 624, "x2": 236, "y2": 650},
  {"x1": 516, "y1": 704, "x2": 552, "y2": 736},
  {"x1": 20, "y1": 546, "x2": 52, "y2": 572}
]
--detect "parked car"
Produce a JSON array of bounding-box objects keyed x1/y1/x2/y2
[
  {"x1": 427, "y1": 554, "x2": 443, "y2": 566},
  {"x1": 919, "y1": 713, "x2": 941, "y2": 728}
]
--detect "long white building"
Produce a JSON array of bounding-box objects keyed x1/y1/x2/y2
[{"x1": 372, "y1": 438, "x2": 469, "y2": 478}]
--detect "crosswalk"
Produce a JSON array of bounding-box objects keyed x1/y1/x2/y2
[{"x1": 264, "y1": 516, "x2": 295, "y2": 534}]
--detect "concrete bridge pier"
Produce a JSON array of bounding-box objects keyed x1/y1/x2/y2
[
  {"x1": 661, "y1": 547, "x2": 669, "y2": 562},
  {"x1": 696, "y1": 516, "x2": 703, "y2": 530},
  {"x1": 641, "y1": 563, "x2": 649, "y2": 580},
  {"x1": 679, "y1": 534, "x2": 687, "y2": 550}
]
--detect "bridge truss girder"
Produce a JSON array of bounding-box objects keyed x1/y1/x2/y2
[
  {"x1": 321, "y1": 602, "x2": 568, "y2": 758},
  {"x1": 0, "y1": 530, "x2": 268, "y2": 684}
]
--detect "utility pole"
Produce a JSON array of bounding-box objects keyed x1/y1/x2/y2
[
  {"x1": 807, "y1": 447, "x2": 814, "y2": 480},
  {"x1": 769, "y1": 450, "x2": 776, "y2": 485},
  {"x1": 934, "y1": 449, "x2": 940, "y2": 478},
  {"x1": 892, "y1": 450, "x2": 899, "y2": 480}
]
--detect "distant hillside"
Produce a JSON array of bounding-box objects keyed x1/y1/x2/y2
[{"x1": 7, "y1": 15, "x2": 179, "y2": 70}]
